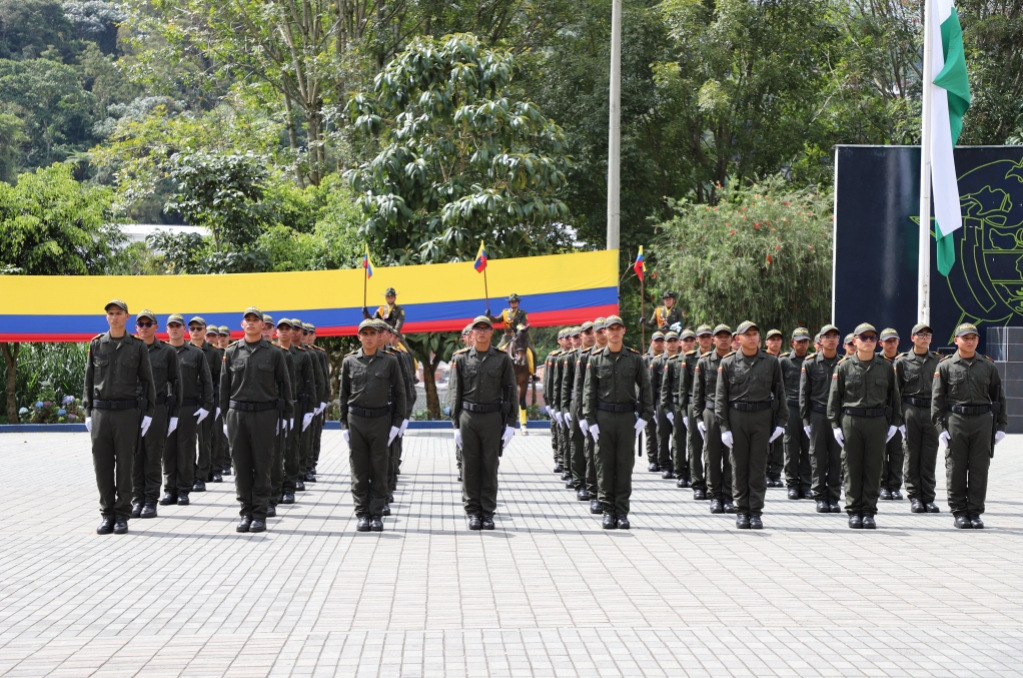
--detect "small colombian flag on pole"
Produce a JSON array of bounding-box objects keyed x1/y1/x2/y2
[
  {"x1": 633, "y1": 246, "x2": 645, "y2": 282},
  {"x1": 363, "y1": 244, "x2": 374, "y2": 278},
  {"x1": 474, "y1": 241, "x2": 488, "y2": 273}
]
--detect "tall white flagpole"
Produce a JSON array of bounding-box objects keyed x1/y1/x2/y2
[
  {"x1": 918, "y1": 0, "x2": 934, "y2": 325},
  {"x1": 606, "y1": 0, "x2": 622, "y2": 252}
]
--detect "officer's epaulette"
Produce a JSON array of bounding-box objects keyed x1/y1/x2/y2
[
  {"x1": 92, "y1": 333, "x2": 104, "y2": 341},
  {"x1": 684, "y1": 349, "x2": 698, "y2": 356},
  {"x1": 896, "y1": 352, "x2": 906, "y2": 359},
  {"x1": 453, "y1": 347, "x2": 470, "y2": 355},
  {"x1": 780, "y1": 351, "x2": 790, "y2": 358},
  {"x1": 985, "y1": 354, "x2": 995, "y2": 362},
  {"x1": 345, "y1": 349, "x2": 357, "y2": 356},
  {"x1": 939, "y1": 353, "x2": 954, "y2": 362},
  {"x1": 628, "y1": 347, "x2": 640, "y2": 354}
]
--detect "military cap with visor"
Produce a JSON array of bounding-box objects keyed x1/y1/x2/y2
[
  {"x1": 736, "y1": 320, "x2": 760, "y2": 335},
  {"x1": 167, "y1": 313, "x2": 185, "y2": 325},
  {"x1": 712, "y1": 324, "x2": 732, "y2": 336},
  {"x1": 665, "y1": 331, "x2": 679, "y2": 341},
  {"x1": 696, "y1": 324, "x2": 714, "y2": 337},
  {"x1": 358, "y1": 319, "x2": 380, "y2": 333},
  {"x1": 242, "y1": 306, "x2": 263, "y2": 319},
  {"x1": 471, "y1": 315, "x2": 493, "y2": 329},
  {"x1": 604, "y1": 315, "x2": 625, "y2": 328},
  {"x1": 651, "y1": 331, "x2": 665, "y2": 341},
  {"x1": 911, "y1": 322, "x2": 933, "y2": 335},
  {"x1": 276, "y1": 318, "x2": 293, "y2": 329},
  {"x1": 791, "y1": 327, "x2": 811, "y2": 341},
  {"x1": 955, "y1": 322, "x2": 980, "y2": 338},
  {"x1": 879, "y1": 327, "x2": 899, "y2": 341},
  {"x1": 819, "y1": 324, "x2": 840, "y2": 337},
  {"x1": 188, "y1": 316, "x2": 206, "y2": 327},
  {"x1": 302, "y1": 323, "x2": 315, "y2": 332},
  {"x1": 136, "y1": 309, "x2": 157, "y2": 323},
  {"x1": 105, "y1": 298, "x2": 129, "y2": 313},
  {"x1": 853, "y1": 323, "x2": 877, "y2": 337},
  {"x1": 680, "y1": 328, "x2": 697, "y2": 340},
  {"x1": 765, "y1": 328, "x2": 783, "y2": 340}
]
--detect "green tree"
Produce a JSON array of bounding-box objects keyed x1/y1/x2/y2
[
  {"x1": 0, "y1": 0, "x2": 79, "y2": 62},
  {"x1": 0, "y1": 162, "x2": 119, "y2": 423}
]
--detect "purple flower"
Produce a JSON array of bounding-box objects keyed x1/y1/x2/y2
[
  {"x1": 62, "y1": 395, "x2": 75, "y2": 406},
  {"x1": 68, "y1": 414, "x2": 77, "y2": 422}
]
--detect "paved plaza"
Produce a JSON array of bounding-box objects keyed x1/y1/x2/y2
[{"x1": 2, "y1": 429, "x2": 1023, "y2": 677}]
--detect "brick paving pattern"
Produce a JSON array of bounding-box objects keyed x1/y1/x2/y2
[{"x1": 1, "y1": 430, "x2": 1022, "y2": 676}]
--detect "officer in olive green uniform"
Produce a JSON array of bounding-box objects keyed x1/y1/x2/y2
[
  {"x1": 455, "y1": 323, "x2": 474, "y2": 481},
  {"x1": 932, "y1": 322, "x2": 1007, "y2": 529},
  {"x1": 583, "y1": 315, "x2": 654, "y2": 529},
  {"x1": 570, "y1": 321, "x2": 599, "y2": 504},
  {"x1": 280, "y1": 319, "x2": 315, "y2": 501},
  {"x1": 693, "y1": 325, "x2": 734, "y2": 512},
  {"x1": 220, "y1": 307, "x2": 294, "y2": 533},
  {"x1": 663, "y1": 328, "x2": 695, "y2": 486},
  {"x1": 293, "y1": 320, "x2": 325, "y2": 485},
  {"x1": 800, "y1": 324, "x2": 843, "y2": 511},
  {"x1": 84, "y1": 299, "x2": 157, "y2": 535},
  {"x1": 876, "y1": 327, "x2": 905, "y2": 500},
  {"x1": 895, "y1": 322, "x2": 942, "y2": 513},
  {"x1": 827, "y1": 323, "x2": 902, "y2": 529},
  {"x1": 303, "y1": 323, "x2": 330, "y2": 475},
  {"x1": 779, "y1": 328, "x2": 812, "y2": 499},
  {"x1": 340, "y1": 320, "x2": 406, "y2": 531},
  {"x1": 450, "y1": 316, "x2": 518, "y2": 530},
  {"x1": 641, "y1": 291, "x2": 684, "y2": 331},
  {"x1": 715, "y1": 321, "x2": 788, "y2": 529},
  {"x1": 544, "y1": 332, "x2": 565, "y2": 473},
  {"x1": 216, "y1": 327, "x2": 234, "y2": 475},
  {"x1": 380, "y1": 321, "x2": 416, "y2": 508},
  {"x1": 562, "y1": 323, "x2": 594, "y2": 495},
  {"x1": 763, "y1": 328, "x2": 786, "y2": 486},
  {"x1": 189, "y1": 316, "x2": 222, "y2": 491},
  {"x1": 656, "y1": 330, "x2": 681, "y2": 478},
  {"x1": 553, "y1": 330, "x2": 573, "y2": 480},
  {"x1": 364, "y1": 287, "x2": 405, "y2": 333},
  {"x1": 163, "y1": 314, "x2": 213, "y2": 507},
  {"x1": 680, "y1": 325, "x2": 713, "y2": 494},
  {"x1": 643, "y1": 331, "x2": 665, "y2": 471},
  {"x1": 270, "y1": 319, "x2": 299, "y2": 512},
  {"x1": 131, "y1": 310, "x2": 182, "y2": 519}
]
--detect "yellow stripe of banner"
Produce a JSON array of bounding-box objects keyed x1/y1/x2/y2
[{"x1": 0, "y1": 250, "x2": 618, "y2": 315}]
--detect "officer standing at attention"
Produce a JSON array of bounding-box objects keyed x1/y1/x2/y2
[
  {"x1": 131, "y1": 310, "x2": 181, "y2": 520},
  {"x1": 544, "y1": 331, "x2": 566, "y2": 473},
  {"x1": 203, "y1": 323, "x2": 225, "y2": 483},
  {"x1": 570, "y1": 321, "x2": 599, "y2": 504},
  {"x1": 877, "y1": 328, "x2": 905, "y2": 501},
  {"x1": 800, "y1": 324, "x2": 843, "y2": 511},
  {"x1": 643, "y1": 331, "x2": 665, "y2": 472},
  {"x1": 455, "y1": 323, "x2": 474, "y2": 481},
  {"x1": 895, "y1": 323, "x2": 942, "y2": 513},
  {"x1": 302, "y1": 323, "x2": 330, "y2": 479},
  {"x1": 583, "y1": 315, "x2": 654, "y2": 530},
  {"x1": 189, "y1": 316, "x2": 221, "y2": 491},
  {"x1": 693, "y1": 325, "x2": 734, "y2": 513},
  {"x1": 268, "y1": 319, "x2": 298, "y2": 516},
  {"x1": 932, "y1": 323, "x2": 1007, "y2": 529},
  {"x1": 561, "y1": 323, "x2": 592, "y2": 495},
  {"x1": 450, "y1": 316, "x2": 518, "y2": 530},
  {"x1": 364, "y1": 287, "x2": 405, "y2": 334},
  {"x1": 763, "y1": 329, "x2": 785, "y2": 487},
  {"x1": 84, "y1": 299, "x2": 156, "y2": 535},
  {"x1": 641, "y1": 291, "x2": 683, "y2": 331},
  {"x1": 680, "y1": 325, "x2": 713, "y2": 495},
  {"x1": 779, "y1": 328, "x2": 812, "y2": 500},
  {"x1": 580, "y1": 318, "x2": 610, "y2": 512},
  {"x1": 827, "y1": 323, "x2": 901, "y2": 529},
  {"x1": 284, "y1": 319, "x2": 316, "y2": 496},
  {"x1": 216, "y1": 326, "x2": 233, "y2": 476},
  {"x1": 715, "y1": 321, "x2": 787, "y2": 530},
  {"x1": 220, "y1": 307, "x2": 294, "y2": 533},
  {"x1": 559, "y1": 327, "x2": 583, "y2": 487},
  {"x1": 379, "y1": 321, "x2": 416, "y2": 511},
  {"x1": 843, "y1": 334, "x2": 856, "y2": 357},
  {"x1": 656, "y1": 330, "x2": 681, "y2": 478},
  {"x1": 664, "y1": 328, "x2": 696, "y2": 487},
  {"x1": 162, "y1": 314, "x2": 213, "y2": 507},
  {"x1": 339, "y1": 320, "x2": 406, "y2": 532}
]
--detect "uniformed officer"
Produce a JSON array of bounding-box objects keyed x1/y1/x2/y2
[
  {"x1": 83, "y1": 299, "x2": 157, "y2": 534},
  {"x1": 693, "y1": 325, "x2": 734, "y2": 513},
  {"x1": 455, "y1": 323, "x2": 474, "y2": 481},
  {"x1": 895, "y1": 323, "x2": 942, "y2": 513},
  {"x1": 304, "y1": 323, "x2": 330, "y2": 476},
  {"x1": 763, "y1": 329, "x2": 785, "y2": 487},
  {"x1": 779, "y1": 328, "x2": 812, "y2": 499},
  {"x1": 202, "y1": 324, "x2": 226, "y2": 483},
  {"x1": 843, "y1": 333, "x2": 856, "y2": 357},
  {"x1": 827, "y1": 323, "x2": 902, "y2": 529},
  {"x1": 131, "y1": 310, "x2": 181, "y2": 520},
  {"x1": 162, "y1": 314, "x2": 213, "y2": 507},
  {"x1": 543, "y1": 331, "x2": 566, "y2": 473},
  {"x1": 339, "y1": 320, "x2": 406, "y2": 531},
  {"x1": 292, "y1": 320, "x2": 325, "y2": 484},
  {"x1": 569, "y1": 320, "x2": 599, "y2": 503},
  {"x1": 583, "y1": 315, "x2": 654, "y2": 529},
  {"x1": 932, "y1": 323, "x2": 1007, "y2": 529},
  {"x1": 488, "y1": 294, "x2": 530, "y2": 349},
  {"x1": 216, "y1": 326, "x2": 233, "y2": 476},
  {"x1": 562, "y1": 322, "x2": 595, "y2": 495},
  {"x1": 800, "y1": 324, "x2": 843, "y2": 511},
  {"x1": 558, "y1": 327, "x2": 583, "y2": 486},
  {"x1": 663, "y1": 328, "x2": 696, "y2": 487},
  {"x1": 274, "y1": 319, "x2": 304, "y2": 508},
  {"x1": 716, "y1": 321, "x2": 787, "y2": 529},
  {"x1": 643, "y1": 331, "x2": 665, "y2": 471},
  {"x1": 641, "y1": 291, "x2": 683, "y2": 331},
  {"x1": 449, "y1": 316, "x2": 518, "y2": 530},
  {"x1": 655, "y1": 330, "x2": 681, "y2": 478},
  {"x1": 220, "y1": 307, "x2": 294, "y2": 533},
  {"x1": 261, "y1": 314, "x2": 275, "y2": 341},
  {"x1": 379, "y1": 321, "x2": 416, "y2": 509},
  {"x1": 680, "y1": 325, "x2": 714, "y2": 495},
  {"x1": 363, "y1": 287, "x2": 405, "y2": 333},
  {"x1": 188, "y1": 316, "x2": 222, "y2": 491},
  {"x1": 877, "y1": 327, "x2": 905, "y2": 500}
]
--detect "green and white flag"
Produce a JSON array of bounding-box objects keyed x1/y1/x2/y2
[{"x1": 929, "y1": 0, "x2": 971, "y2": 276}]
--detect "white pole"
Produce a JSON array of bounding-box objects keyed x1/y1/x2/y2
[
  {"x1": 606, "y1": 0, "x2": 622, "y2": 251},
  {"x1": 918, "y1": 0, "x2": 934, "y2": 325}
]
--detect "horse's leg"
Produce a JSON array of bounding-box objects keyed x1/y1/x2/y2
[{"x1": 517, "y1": 374, "x2": 529, "y2": 434}]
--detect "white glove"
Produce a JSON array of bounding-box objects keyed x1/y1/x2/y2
[
  {"x1": 166, "y1": 416, "x2": 178, "y2": 437},
  {"x1": 289, "y1": 417, "x2": 294, "y2": 432},
  {"x1": 565, "y1": 412, "x2": 573, "y2": 427},
  {"x1": 666, "y1": 411, "x2": 675, "y2": 425},
  {"x1": 697, "y1": 420, "x2": 706, "y2": 437},
  {"x1": 833, "y1": 427, "x2": 845, "y2": 447},
  {"x1": 803, "y1": 424, "x2": 811, "y2": 438},
  {"x1": 886, "y1": 425, "x2": 897, "y2": 443},
  {"x1": 195, "y1": 407, "x2": 209, "y2": 424},
  {"x1": 769, "y1": 426, "x2": 785, "y2": 443},
  {"x1": 502, "y1": 425, "x2": 515, "y2": 448},
  {"x1": 342, "y1": 428, "x2": 350, "y2": 443},
  {"x1": 553, "y1": 411, "x2": 562, "y2": 426},
  {"x1": 579, "y1": 419, "x2": 590, "y2": 436},
  {"x1": 320, "y1": 401, "x2": 327, "y2": 414},
  {"x1": 275, "y1": 419, "x2": 280, "y2": 435},
  {"x1": 85, "y1": 416, "x2": 92, "y2": 433},
  {"x1": 939, "y1": 430, "x2": 950, "y2": 446},
  {"x1": 721, "y1": 430, "x2": 733, "y2": 448},
  {"x1": 634, "y1": 418, "x2": 647, "y2": 435},
  {"x1": 995, "y1": 430, "x2": 1006, "y2": 445},
  {"x1": 388, "y1": 425, "x2": 400, "y2": 445},
  {"x1": 899, "y1": 425, "x2": 906, "y2": 438},
  {"x1": 399, "y1": 419, "x2": 409, "y2": 436},
  {"x1": 301, "y1": 412, "x2": 312, "y2": 431},
  {"x1": 140, "y1": 415, "x2": 153, "y2": 436},
  {"x1": 215, "y1": 407, "x2": 221, "y2": 421},
  {"x1": 588, "y1": 423, "x2": 600, "y2": 441},
  {"x1": 223, "y1": 423, "x2": 229, "y2": 437},
  {"x1": 682, "y1": 415, "x2": 689, "y2": 429},
  {"x1": 454, "y1": 429, "x2": 463, "y2": 450}
]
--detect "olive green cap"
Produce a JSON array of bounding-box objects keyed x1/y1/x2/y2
[
  {"x1": 373, "y1": 319, "x2": 390, "y2": 332},
  {"x1": 911, "y1": 322, "x2": 933, "y2": 335},
  {"x1": 791, "y1": 327, "x2": 811, "y2": 341},
  {"x1": 188, "y1": 316, "x2": 206, "y2": 327},
  {"x1": 302, "y1": 323, "x2": 315, "y2": 332},
  {"x1": 568, "y1": 326, "x2": 581, "y2": 337},
  {"x1": 736, "y1": 320, "x2": 759, "y2": 335},
  {"x1": 136, "y1": 309, "x2": 157, "y2": 323},
  {"x1": 581, "y1": 321, "x2": 594, "y2": 332},
  {"x1": 665, "y1": 331, "x2": 679, "y2": 340},
  {"x1": 276, "y1": 318, "x2": 293, "y2": 328},
  {"x1": 696, "y1": 324, "x2": 714, "y2": 337},
  {"x1": 288, "y1": 318, "x2": 301, "y2": 328},
  {"x1": 651, "y1": 331, "x2": 665, "y2": 341},
  {"x1": 879, "y1": 327, "x2": 899, "y2": 341},
  {"x1": 955, "y1": 322, "x2": 980, "y2": 338},
  {"x1": 218, "y1": 326, "x2": 230, "y2": 335},
  {"x1": 471, "y1": 315, "x2": 493, "y2": 329},
  {"x1": 242, "y1": 306, "x2": 262, "y2": 319},
  {"x1": 593, "y1": 317, "x2": 607, "y2": 330},
  {"x1": 712, "y1": 324, "x2": 732, "y2": 336},
  {"x1": 680, "y1": 328, "x2": 697, "y2": 340},
  {"x1": 844, "y1": 333, "x2": 855, "y2": 345},
  {"x1": 358, "y1": 319, "x2": 379, "y2": 333},
  {"x1": 604, "y1": 315, "x2": 625, "y2": 328},
  {"x1": 818, "y1": 324, "x2": 839, "y2": 337},
  {"x1": 853, "y1": 322, "x2": 877, "y2": 337},
  {"x1": 462, "y1": 323, "x2": 473, "y2": 336},
  {"x1": 167, "y1": 313, "x2": 185, "y2": 325},
  {"x1": 104, "y1": 298, "x2": 128, "y2": 313},
  {"x1": 261, "y1": 314, "x2": 273, "y2": 324},
  {"x1": 765, "y1": 328, "x2": 783, "y2": 340}
]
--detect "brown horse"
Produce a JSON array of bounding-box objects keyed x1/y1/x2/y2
[{"x1": 502, "y1": 326, "x2": 534, "y2": 433}]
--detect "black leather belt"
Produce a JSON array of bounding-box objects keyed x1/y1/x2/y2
[
  {"x1": 597, "y1": 401, "x2": 635, "y2": 413},
  {"x1": 705, "y1": 400, "x2": 715, "y2": 410},
  {"x1": 229, "y1": 400, "x2": 277, "y2": 412},
  {"x1": 730, "y1": 401, "x2": 772, "y2": 412},
  {"x1": 350, "y1": 405, "x2": 390, "y2": 418},
  {"x1": 947, "y1": 404, "x2": 991, "y2": 415},
  {"x1": 180, "y1": 397, "x2": 199, "y2": 406},
  {"x1": 786, "y1": 399, "x2": 799, "y2": 408},
  {"x1": 92, "y1": 399, "x2": 137, "y2": 410},
  {"x1": 844, "y1": 407, "x2": 887, "y2": 417},
  {"x1": 810, "y1": 402, "x2": 827, "y2": 414},
  {"x1": 462, "y1": 401, "x2": 503, "y2": 413},
  {"x1": 903, "y1": 396, "x2": 932, "y2": 408}
]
